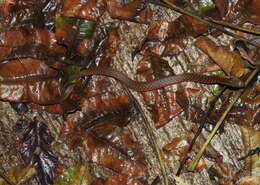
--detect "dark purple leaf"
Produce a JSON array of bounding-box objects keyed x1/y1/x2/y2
[{"x1": 21, "y1": 119, "x2": 57, "y2": 185}]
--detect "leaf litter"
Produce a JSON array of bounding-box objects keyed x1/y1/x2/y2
[{"x1": 0, "y1": 0, "x2": 259, "y2": 185}]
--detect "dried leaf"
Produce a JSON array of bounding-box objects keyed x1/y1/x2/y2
[
  {"x1": 237, "y1": 176, "x2": 260, "y2": 185},
  {"x1": 195, "y1": 36, "x2": 247, "y2": 77},
  {"x1": 0, "y1": 165, "x2": 35, "y2": 185},
  {"x1": 240, "y1": 126, "x2": 260, "y2": 176}
]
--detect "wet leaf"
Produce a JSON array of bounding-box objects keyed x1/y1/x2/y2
[
  {"x1": 79, "y1": 20, "x2": 97, "y2": 38},
  {"x1": 61, "y1": 0, "x2": 150, "y2": 23},
  {"x1": 163, "y1": 137, "x2": 182, "y2": 151},
  {"x1": 136, "y1": 15, "x2": 208, "y2": 57},
  {"x1": 61, "y1": 0, "x2": 106, "y2": 22},
  {"x1": 106, "y1": 0, "x2": 148, "y2": 21},
  {"x1": 0, "y1": 29, "x2": 66, "y2": 54},
  {"x1": 55, "y1": 15, "x2": 76, "y2": 30},
  {"x1": 61, "y1": 93, "x2": 134, "y2": 147},
  {"x1": 28, "y1": 99, "x2": 79, "y2": 115},
  {"x1": 82, "y1": 129, "x2": 148, "y2": 180},
  {"x1": 20, "y1": 119, "x2": 58, "y2": 185},
  {"x1": 0, "y1": 58, "x2": 73, "y2": 105},
  {"x1": 0, "y1": 43, "x2": 65, "y2": 63},
  {"x1": 228, "y1": 83, "x2": 259, "y2": 129}
]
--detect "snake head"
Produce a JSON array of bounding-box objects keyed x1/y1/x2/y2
[{"x1": 229, "y1": 77, "x2": 245, "y2": 88}]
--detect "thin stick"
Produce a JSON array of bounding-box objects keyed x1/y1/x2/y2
[
  {"x1": 124, "y1": 87, "x2": 169, "y2": 185},
  {"x1": 157, "y1": 0, "x2": 260, "y2": 48},
  {"x1": 176, "y1": 87, "x2": 226, "y2": 175},
  {"x1": 162, "y1": 0, "x2": 260, "y2": 36},
  {"x1": 187, "y1": 69, "x2": 259, "y2": 171}
]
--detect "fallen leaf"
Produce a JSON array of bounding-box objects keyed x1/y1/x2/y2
[
  {"x1": 0, "y1": 165, "x2": 35, "y2": 185},
  {"x1": 20, "y1": 119, "x2": 58, "y2": 185},
  {"x1": 0, "y1": 58, "x2": 73, "y2": 105},
  {"x1": 195, "y1": 36, "x2": 247, "y2": 77}
]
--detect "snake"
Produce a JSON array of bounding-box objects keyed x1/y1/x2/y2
[{"x1": 80, "y1": 67, "x2": 245, "y2": 91}]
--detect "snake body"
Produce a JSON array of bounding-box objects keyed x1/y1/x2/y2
[{"x1": 81, "y1": 67, "x2": 245, "y2": 91}]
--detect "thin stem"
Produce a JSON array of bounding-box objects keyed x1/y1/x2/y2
[
  {"x1": 124, "y1": 87, "x2": 169, "y2": 185},
  {"x1": 187, "y1": 69, "x2": 258, "y2": 171},
  {"x1": 159, "y1": 0, "x2": 260, "y2": 48},
  {"x1": 176, "y1": 87, "x2": 226, "y2": 175},
  {"x1": 162, "y1": 0, "x2": 260, "y2": 36}
]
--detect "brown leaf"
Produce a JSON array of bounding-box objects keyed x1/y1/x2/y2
[
  {"x1": 0, "y1": 0, "x2": 15, "y2": 17},
  {"x1": 82, "y1": 129, "x2": 148, "y2": 179},
  {"x1": 61, "y1": 0, "x2": 106, "y2": 22},
  {"x1": 240, "y1": 126, "x2": 260, "y2": 176},
  {"x1": 0, "y1": 58, "x2": 73, "y2": 105},
  {"x1": 107, "y1": 0, "x2": 147, "y2": 21},
  {"x1": 103, "y1": 174, "x2": 147, "y2": 185},
  {"x1": 245, "y1": 0, "x2": 260, "y2": 24},
  {"x1": 146, "y1": 20, "x2": 183, "y2": 41},
  {"x1": 237, "y1": 176, "x2": 260, "y2": 185},
  {"x1": 0, "y1": 165, "x2": 35, "y2": 185},
  {"x1": 0, "y1": 29, "x2": 66, "y2": 54},
  {"x1": 163, "y1": 137, "x2": 182, "y2": 151},
  {"x1": 195, "y1": 36, "x2": 247, "y2": 77},
  {"x1": 178, "y1": 15, "x2": 209, "y2": 37}
]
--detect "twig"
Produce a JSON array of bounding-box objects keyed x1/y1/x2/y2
[
  {"x1": 176, "y1": 87, "x2": 226, "y2": 175},
  {"x1": 123, "y1": 87, "x2": 170, "y2": 185},
  {"x1": 161, "y1": 0, "x2": 260, "y2": 35},
  {"x1": 155, "y1": 0, "x2": 260, "y2": 48},
  {"x1": 187, "y1": 69, "x2": 259, "y2": 171}
]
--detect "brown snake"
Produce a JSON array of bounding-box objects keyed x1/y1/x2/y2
[{"x1": 80, "y1": 67, "x2": 245, "y2": 91}]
